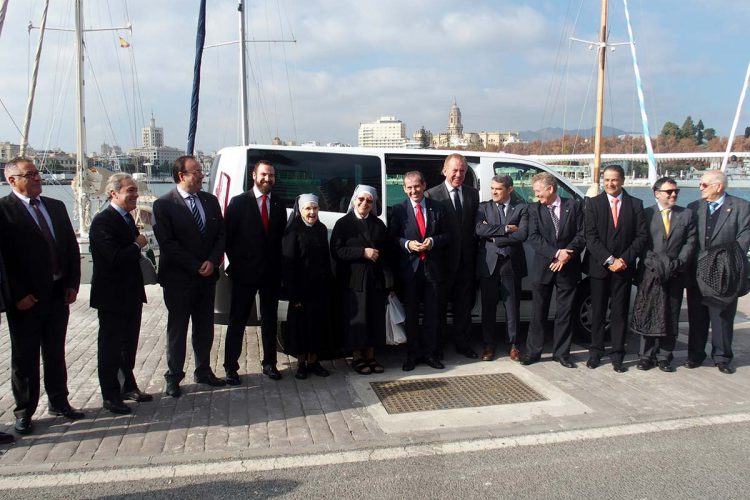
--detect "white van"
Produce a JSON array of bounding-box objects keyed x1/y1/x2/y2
[{"x1": 208, "y1": 145, "x2": 596, "y2": 339}]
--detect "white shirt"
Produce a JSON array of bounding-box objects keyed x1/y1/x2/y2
[
  {"x1": 177, "y1": 185, "x2": 205, "y2": 225},
  {"x1": 252, "y1": 185, "x2": 271, "y2": 214}
]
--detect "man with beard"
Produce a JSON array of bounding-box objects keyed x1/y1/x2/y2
[
  {"x1": 223, "y1": 160, "x2": 288, "y2": 382},
  {"x1": 153, "y1": 155, "x2": 227, "y2": 398}
]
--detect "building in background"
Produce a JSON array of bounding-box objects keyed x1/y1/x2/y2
[
  {"x1": 129, "y1": 116, "x2": 182, "y2": 169},
  {"x1": 358, "y1": 116, "x2": 407, "y2": 148}
]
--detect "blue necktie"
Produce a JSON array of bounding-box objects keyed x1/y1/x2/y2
[
  {"x1": 709, "y1": 202, "x2": 719, "y2": 215},
  {"x1": 188, "y1": 195, "x2": 205, "y2": 233}
]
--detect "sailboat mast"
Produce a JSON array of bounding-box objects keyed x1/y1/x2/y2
[
  {"x1": 20, "y1": 0, "x2": 49, "y2": 157},
  {"x1": 74, "y1": 0, "x2": 89, "y2": 236},
  {"x1": 590, "y1": 0, "x2": 608, "y2": 193},
  {"x1": 238, "y1": 0, "x2": 249, "y2": 146}
]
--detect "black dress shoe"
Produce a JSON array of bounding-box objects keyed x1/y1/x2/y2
[
  {"x1": 456, "y1": 346, "x2": 478, "y2": 359},
  {"x1": 683, "y1": 360, "x2": 702, "y2": 369},
  {"x1": 554, "y1": 357, "x2": 576, "y2": 369},
  {"x1": 402, "y1": 358, "x2": 417, "y2": 372},
  {"x1": 716, "y1": 362, "x2": 735, "y2": 374},
  {"x1": 122, "y1": 389, "x2": 153, "y2": 402},
  {"x1": 612, "y1": 361, "x2": 627, "y2": 373},
  {"x1": 308, "y1": 362, "x2": 330, "y2": 377},
  {"x1": 295, "y1": 361, "x2": 308, "y2": 380},
  {"x1": 103, "y1": 399, "x2": 132, "y2": 415},
  {"x1": 0, "y1": 432, "x2": 14, "y2": 445},
  {"x1": 14, "y1": 417, "x2": 32, "y2": 435},
  {"x1": 637, "y1": 359, "x2": 654, "y2": 371},
  {"x1": 165, "y1": 381, "x2": 181, "y2": 398},
  {"x1": 586, "y1": 356, "x2": 601, "y2": 369},
  {"x1": 195, "y1": 373, "x2": 227, "y2": 387},
  {"x1": 658, "y1": 360, "x2": 674, "y2": 373},
  {"x1": 48, "y1": 404, "x2": 85, "y2": 420},
  {"x1": 263, "y1": 364, "x2": 282, "y2": 380},
  {"x1": 225, "y1": 371, "x2": 241, "y2": 386},
  {"x1": 433, "y1": 349, "x2": 444, "y2": 361},
  {"x1": 422, "y1": 357, "x2": 445, "y2": 370},
  {"x1": 520, "y1": 356, "x2": 539, "y2": 366}
]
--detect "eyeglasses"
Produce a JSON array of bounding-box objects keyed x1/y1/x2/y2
[
  {"x1": 656, "y1": 188, "x2": 680, "y2": 196},
  {"x1": 699, "y1": 182, "x2": 718, "y2": 189},
  {"x1": 10, "y1": 171, "x2": 41, "y2": 179},
  {"x1": 356, "y1": 197, "x2": 374, "y2": 204}
]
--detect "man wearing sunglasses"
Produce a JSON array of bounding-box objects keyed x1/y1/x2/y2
[
  {"x1": 633, "y1": 177, "x2": 696, "y2": 372},
  {"x1": 0, "y1": 157, "x2": 84, "y2": 435},
  {"x1": 685, "y1": 170, "x2": 750, "y2": 374}
]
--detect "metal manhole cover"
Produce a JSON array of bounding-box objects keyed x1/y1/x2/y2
[{"x1": 370, "y1": 373, "x2": 547, "y2": 414}]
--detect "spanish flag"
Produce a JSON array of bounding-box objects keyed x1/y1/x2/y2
[{"x1": 118, "y1": 36, "x2": 130, "y2": 48}]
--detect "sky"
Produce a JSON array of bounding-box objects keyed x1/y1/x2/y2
[{"x1": 0, "y1": 0, "x2": 748, "y2": 155}]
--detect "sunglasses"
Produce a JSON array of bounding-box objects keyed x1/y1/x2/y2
[
  {"x1": 656, "y1": 188, "x2": 680, "y2": 196},
  {"x1": 356, "y1": 197, "x2": 374, "y2": 204},
  {"x1": 699, "y1": 182, "x2": 718, "y2": 188}
]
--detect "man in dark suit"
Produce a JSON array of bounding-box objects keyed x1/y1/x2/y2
[
  {"x1": 389, "y1": 170, "x2": 450, "y2": 371},
  {"x1": 426, "y1": 153, "x2": 479, "y2": 359},
  {"x1": 521, "y1": 172, "x2": 585, "y2": 368},
  {"x1": 223, "y1": 160, "x2": 287, "y2": 382},
  {"x1": 90, "y1": 173, "x2": 152, "y2": 414},
  {"x1": 584, "y1": 164, "x2": 648, "y2": 372},
  {"x1": 0, "y1": 238, "x2": 15, "y2": 444},
  {"x1": 153, "y1": 155, "x2": 226, "y2": 397},
  {"x1": 634, "y1": 177, "x2": 696, "y2": 372},
  {"x1": 685, "y1": 170, "x2": 750, "y2": 374},
  {"x1": 475, "y1": 175, "x2": 528, "y2": 362},
  {"x1": 0, "y1": 157, "x2": 84, "y2": 435}
]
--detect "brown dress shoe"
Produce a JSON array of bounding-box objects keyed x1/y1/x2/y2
[
  {"x1": 509, "y1": 346, "x2": 521, "y2": 362},
  {"x1": 481, "y1": 348, "x2": 494, "y2": 361}
]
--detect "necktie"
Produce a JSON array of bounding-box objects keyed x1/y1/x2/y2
[
  {"x1": 611, "y1": 198, "x2": 619, "y2": 228},
  {"x1": 125, "y1": 212, "x2": 138, "y2": 236},
  {"x1": 261, "y1": 194, "x2": 269, "y2": 232},
  {"x1": 661, "y1": 208, "x2": 670, "y2": 236},
  {"x1": 29, "y1": 198, "x2": 60, "y2": 275},
  {"x1": 709, "y1": 201, "x2": 719, "y2": 215},
  {"x1": 549, "y1": 204, "x2": 560, "y2": 238},
  {"x1": 415, "y1": 202, "x2": 426, "y2": 261},
  {"x1": 497, "y1": 203, "x2": 505, "y2": 226},
  {"x1": 452, "y1": 188, "x2": 463, "y2": 222},
  {"x1": 188, "y1": 195, "x2": 205, "y2": 233}
]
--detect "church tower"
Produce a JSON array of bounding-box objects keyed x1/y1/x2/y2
[{"x1": 447, "y1": 99, "x2": 463, "y2": 138}]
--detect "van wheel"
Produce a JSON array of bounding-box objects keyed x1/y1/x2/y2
[{"x1": 572, "y1": 280, "x2": 610, "y2": 343}]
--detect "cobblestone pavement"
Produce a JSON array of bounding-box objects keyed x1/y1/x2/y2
[{"x1": 0, "y1": 286, "x2": 749, "y2": 474}]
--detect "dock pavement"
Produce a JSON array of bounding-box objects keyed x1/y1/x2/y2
[{"x1": 0, "y1": 286, "x2": 749, "y2": 477}]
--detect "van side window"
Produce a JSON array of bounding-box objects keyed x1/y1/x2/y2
[
  {"x1": 246, "y1": 150, "x2": 382, "y2": 213},
  {"x1": 492, "y1": 162, "x2": 580, "y2": 203},
  {"x1": 385, "y1": 154, "x2": 479, "y2": 210}
]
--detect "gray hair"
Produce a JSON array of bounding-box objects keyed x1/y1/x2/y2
[
  {"x1": 4, "y1": 156, "x2": 34, "y2": 181},
  {"x1": 704, "y1": 169, "x2": 728, "y2": 188},
  {"x1": 105, "y1": 173, "x2": 135, "y2": 199},
  {"x1": 531, "y1": 172, "x2": 557, "y2": 191}
]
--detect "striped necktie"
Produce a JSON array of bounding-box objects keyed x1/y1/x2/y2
[
  {"x1": 188, "y1": 194, "x2": 205, "y2": 233},
  {"x1": 548, "y1": 204, "x2": 560, "y2": 238}
]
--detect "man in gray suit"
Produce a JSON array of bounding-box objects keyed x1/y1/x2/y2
[
  {"x1": 685, "y1": 170, "x2": 750, "y2": 374},
  {"x1": 475, "y1": 175, "x2": 528, "y2": 362},
  {"x1": 635, "y1": 177, "x2": 696, "y2": 372}
]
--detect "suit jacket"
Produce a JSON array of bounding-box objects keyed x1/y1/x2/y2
[
  {"x1": 527, "y1": 197, "x2": 585, "y2": 286},
  {"x1": 224, "y1": 190, "x2": 287, "y2": 287},
  {"x1": 426, "y1": 183, "x2": 479, "y2": 280},
  {"x1": 637, "y1": 204, "x2": 696, "y2": 288},
  {"x1": 89, "y1": 205, "x2": 147, "y2": 311},
  {"x1": 389, "y1": 198, "x2": 450, "y2": 283},
  {"x1": 583, "y1": 189, "x2": 648, "y2": 279},
  {"x1": 0, "y1": 192, "x2": 80, "y2": 308},
  {"x1": 475, "y1": 197, "x2": 528, "y2": 278},
  {"x1": 687, "y1": 194, "x2": 750, "y2": 286},
  {"x1": 153, "y1": 188, "x2": 225, "y2": 288}
]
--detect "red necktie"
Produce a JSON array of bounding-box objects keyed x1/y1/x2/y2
[
  {"x1": 261, "y1": 194, "x2": 269, "y2": 232},
  {"x1": 610, "y1": 198, "x2": 619, "y2": 228},
  {"x1": 415, "y1": 202, "x2": 426, "y2": 261}
]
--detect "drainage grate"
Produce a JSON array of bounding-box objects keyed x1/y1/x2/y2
[{"x1": 370, "y1": 373, "x2": 547, "y2": 414}]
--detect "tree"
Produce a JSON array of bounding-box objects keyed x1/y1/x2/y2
[
  {"x1": 744, "y1": 126, "x2": 750, "y2": 139},
  {"x1": 703, "y1": 128, "x2": 716, "y2": 142},
  {"x1": 680, "y1": 116, "x2": 696, "y2": 142},
  {"x1": 660, "y1": 121, "x2": 680, "y2": 137},
  {"x1": 696, "y1": 119, "x2": 705, "y2": 145},
  {"x1": 417, "y1": 126, "x2": 430, "y2": 149}
]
